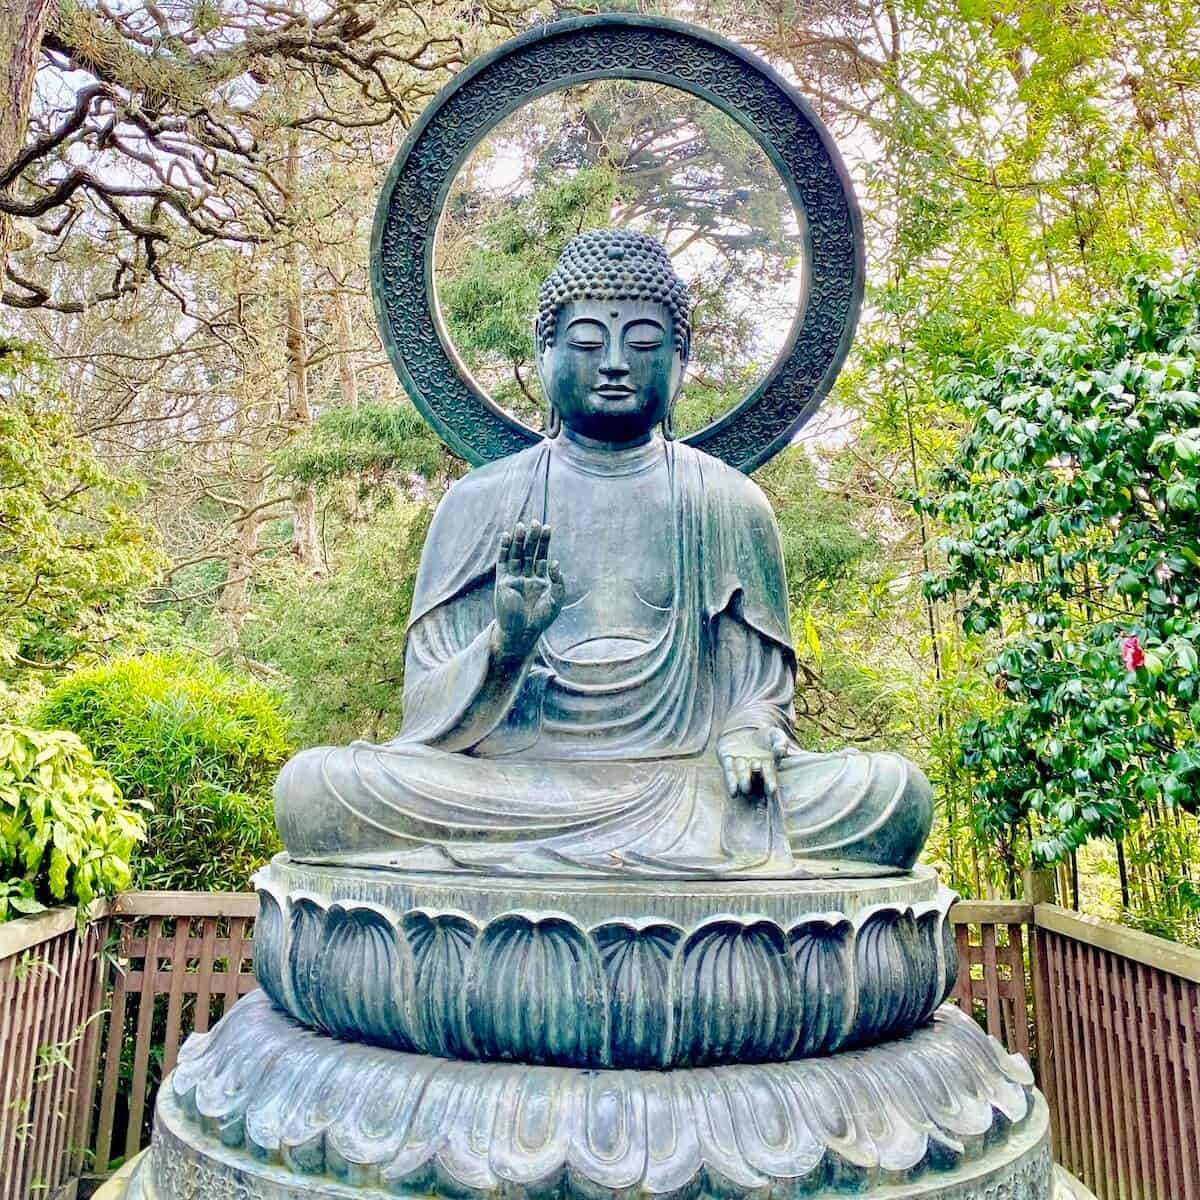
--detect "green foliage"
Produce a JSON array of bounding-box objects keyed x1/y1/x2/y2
[
  {"x1": 440, "y1": 165, "x2": 620, "y2": 425},
  {"x1": 0, "y1": 723, "x2": 146, "y2": 921},
  {"x1": 244, "y1": 505, "x2": 430, "y2": 746},
  {"x1": 37, "y1": 653, "x2": 290, "y2": 891},
  {"x1": 0, "y1": 342, "x2": 162, "y2": 698},
  {"x1": 274, "y1": 401, "x2": 452, "y2": 497},
  {"x1": 924, "y1": 269, "x2": 1200, "y2": 933}
]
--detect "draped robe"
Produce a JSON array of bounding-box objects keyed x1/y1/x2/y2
[{"x1": 274, "y1": 437, "x2": 931, "y2": 877}]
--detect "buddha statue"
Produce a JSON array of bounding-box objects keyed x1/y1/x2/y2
[{"x1": 274, "y1": 228, "x2": 931, "y2": 877}]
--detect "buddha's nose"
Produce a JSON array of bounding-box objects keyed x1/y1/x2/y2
[{"x1": 601, "y1": 340, "x2": 630, "y2": 377}]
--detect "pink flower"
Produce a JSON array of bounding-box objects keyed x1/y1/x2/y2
[{"x1": 1121, "y1": 635, "x2": 1145, "y2": 671}]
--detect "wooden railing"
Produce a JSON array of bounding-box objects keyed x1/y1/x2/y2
[
  {"x1": 1032, "y1": 905, "x2": 1200, "y2": 1200},
  {"x1": 0, "y1": 902, "x2": 110, "y2": 1200},
  {"x1": 4, "y1": 887, "x2": 1198, "y2": 1199},
  {"x1": 86, "y1": 891, "x2": 258, "y2": 1176},
  {"x1": 949, "y1": 899, "x2": 1035, "y2": 1061}
]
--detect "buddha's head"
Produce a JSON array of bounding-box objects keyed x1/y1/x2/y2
[{"x1": 535, "y1": 229, "x2": 691, "y2": 445}]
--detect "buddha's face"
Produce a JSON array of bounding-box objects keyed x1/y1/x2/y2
[{"x1": 538, "y1": 298, "x2": 686, "y2": 444}]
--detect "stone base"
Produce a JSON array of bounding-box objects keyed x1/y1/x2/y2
[
  {"x1": 109, "y1": 1151, "x2": 1102, "y2": 1200},
  {"x1": 132, "y1": 990, "x2": 1057, "y2": 1199},
  {"x1": 254, "y1": 858, "x2": 958, "y2": 1066},
  {"x1": 126, "y1": 1103, "x2": 1053, "y2": 1199}
]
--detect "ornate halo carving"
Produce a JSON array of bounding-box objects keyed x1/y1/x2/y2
[{"x1": 370, "y1": 14, "x2": 864, "y2": 473}]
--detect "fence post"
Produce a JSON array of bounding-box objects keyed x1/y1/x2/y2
[{"x1": 1024, "y1": 869, "x2": 1058, "y2": 1152}]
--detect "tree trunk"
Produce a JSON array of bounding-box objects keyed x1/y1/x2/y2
[
  {"x1": 0, "y1": 0, "x2": 54, "y2": 279},
  {"x1": 283, "y1": 129, "x2": 322, "y2": 574},
  {"x1": 219, "y1": 468, "x2": 266, "y2": 635},
  {"x1": 329, "y1": 248, "x2": 359, "y2": 411}
]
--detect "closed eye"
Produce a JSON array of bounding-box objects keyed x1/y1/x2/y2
[
  {"x1": 625, "y1": 319, "x2": 665, "y2": 350},
  {"x1": 566, "y1": 318, "x2": 606, "y2": 350}
]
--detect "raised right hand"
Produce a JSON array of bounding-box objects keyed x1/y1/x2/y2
[{"x1": 493, "y1": 520, "x2": 565, "y2": 661}]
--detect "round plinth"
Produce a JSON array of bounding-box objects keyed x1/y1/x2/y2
[
  {"x1": 255, "y1": 858, "x2": 958, "y2": 1066},
  {"x1": 262, "y1": 856, "x2": 944, "y2": 924},
  {"x1": 109, "y1": 1150, "x2": 1103, "y2": 1199},
  {"x1": 131, "y1": 989, "x2": 1058, "y2": 1199}
]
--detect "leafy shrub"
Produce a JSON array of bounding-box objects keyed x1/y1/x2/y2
[
  {"x1": 924, "y1": 269, "x2": 1200, "y2": 935},
  {"x1": 37, "y1": 653, "x2": 291, "y2": 891},
  {"x1": 0, "y1": 723, "x2": 146, "y2": 921}
]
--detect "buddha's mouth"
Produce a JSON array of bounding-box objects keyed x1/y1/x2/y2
[{"x1": 593, "y1": 385, "x2": 636, "y2": 401}]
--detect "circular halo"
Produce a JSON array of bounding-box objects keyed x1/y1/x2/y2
[{"x1": 370, "y1": 14, "x2": 864, "y2": 474}]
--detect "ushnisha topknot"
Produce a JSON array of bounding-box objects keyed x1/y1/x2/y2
[{"x1": 536, "y1": 228, "x2": 691, "y2": 353}]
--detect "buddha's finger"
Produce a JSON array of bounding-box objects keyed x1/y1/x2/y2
[
  {"x1": 498, "y1": 531, "x2": 512, "y2": 566},
  {"x1": 525, "y1": 518, "x2": 541, "y2": 550},
  {"x1": 735, "y1": 757, "x2": 752, "y2": 796},
  {"x1": 761, "y1": 758, "x2": 779, "y2": 799},
  {"x1": 524, "y1": 521, "x2": 543, "y2": 572},
  {"x1": 532, "y1": 523, "x2": 551, "y2": 572},
  {"x1": 508, "y1": 523, "x2": 527, "y2": 568},
  {"x1": 721, "y1": 756, "x2": 739, "y2": 798},
  {"x1": 768, "y1": 728, "x2": 789, "y2": 759}
]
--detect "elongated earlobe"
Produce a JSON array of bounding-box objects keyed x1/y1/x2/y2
[
  {"x1": 662, "y1": 407, "x2": 676, "y2": 441},
  {"x1": 546, "y1": 403, "x2": 562, "y2": 438}
]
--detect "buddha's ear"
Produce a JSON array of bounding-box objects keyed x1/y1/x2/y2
[
  {"x1": 534, "y1": 340, "x2": 550, "y2": 396},
  {"x1": 672, "y1": 321, "x2": 691, "y2": 399}
]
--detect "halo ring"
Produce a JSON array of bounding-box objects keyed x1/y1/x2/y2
[{"x1": 370, "y1": 14, "x2": 864, "y2": 473}]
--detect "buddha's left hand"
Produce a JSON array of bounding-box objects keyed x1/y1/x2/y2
[{"x1": 718, "y1": 728, "x2": 788, "y2": 800}]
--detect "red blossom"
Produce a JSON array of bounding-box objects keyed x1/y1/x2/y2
[{"x1": 1121, "y1": 635, "x2": 1145, "y2": 671}]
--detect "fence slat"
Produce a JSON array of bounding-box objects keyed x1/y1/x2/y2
[
  {"x1": 1117, "y1": 956, "x2": 1149, "y2": 1200},
  {"x1": 35, "y1": 926, "x2": 80, "y2": 1193},
  {"x1": 1162, "y1": 974, "x2": 1193, "y2": 1200},
  {"x1": 162, "y1": 918, "x2": 192, "y2": 1076},
  {"x1": 1054, "y1": 933, "x2": 1087, "y2": 1178},
  {"x1": 980, "y1": 923, "x2": 1002, "y2": 1039},
  {"x1": 223, "y1": 915, "x2": 248, "y2": 1011},
  {"x1": 1104, "y1": 949, "x2": 1136, "y2": 1200},
  {"x1": 71, "y1": 919, "x2": 112, "y2": 1176},
  {"x1": 1135, "y1": 959, "x2": 1170, "y2": 1200},
  {"x1": 1006, "y1": 922, "x2": 1031, "y2": 1060},
  {"x1": 192, "y1": 916, "x2": 219, "y2": 1035},
  {"x1": 125, "y1": 916, "x2": 162, "y2": 1161},
  {"x1": 1089, "y1": 942, "x2": 1120, "y2": 1196},
  {"x1": 1180, "y1": 978, "x2": 1200, "y2": 1199},
  {"x1": 94, "y1": 920, "x2": 132, "y2": 1174}
]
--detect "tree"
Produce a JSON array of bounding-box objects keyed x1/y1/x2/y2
[
  {"x1": 244, "y1": 502, "x2": 431, "y2": 746},
  {"x1": 0, "y1": 340, "x2": 161, "y2": 707},
  {"x1": 924, "y1": 269, "x2": 1200, "y2": 939},
  {"x1": 0, "y1": 0, "x2": 513, "y2": 310},
  {"x1": 0, "y1": 0, "x2": 53, "y2": 277}
]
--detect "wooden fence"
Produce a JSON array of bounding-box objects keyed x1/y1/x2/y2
[
  {"x1": 1033, "y1": 906, "x2": 1200, "y2": 1200},
  {"x1": 2, "y1": 890, "x2": 1198, "y2": 1199},
  {"x1": 949, "y1": 899, "x2": 1035, "y2": 1061},
  {"x1": 87, "y1": 892, "x2": 258, "y2": 1176},
  {"x1": 0, "y1": 903, "x2": 110, "y2": 1200}
]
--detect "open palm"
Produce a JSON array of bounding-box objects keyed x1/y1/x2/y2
[{"x1": 494, "y1": 520, "x2": 565, "y2": 660}]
